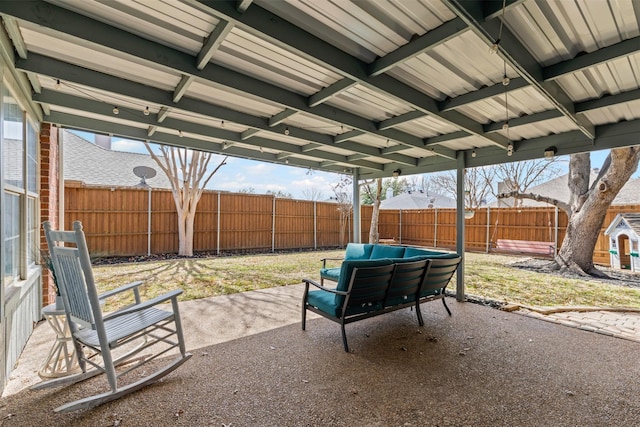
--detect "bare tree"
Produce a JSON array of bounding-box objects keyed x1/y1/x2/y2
[
  {"x1": 499, "y1": 148, "x2": 640, "y2": 275},
  {"x1": 407, "y1": 175, "x2": 434, "y2": 194},
  {"x1": 302, "y1": 187, "x2": 324, "y2": 201},
  {"x1": 430, "y1": 159, "x2": 561, "y2": 209},
  {"x1": 266, "y1": 190, "x2": 293, "y2": 198},
  {"x1": 430, "y1": 168, "x2": 493, "y2": 209},
  {"x1": 330, "y1": 175, "x2": 353, "y2": 247},
  {"x1": 144, "y1": 143, "x2": 228, "y2": 256},
  {"x1": 483, "y1": 159, "x2": 561, "y2": 207}
]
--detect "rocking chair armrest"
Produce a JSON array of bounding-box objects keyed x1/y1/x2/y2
[
  {"x1": 98, "y1": 281, "x2": 145, "y2": 301},
  {"x1": 104, "y1": 289, "x2": 183, "y2": 320},
  {"x1": 302, "y1": 278, "x2": 347, "y2": 295}
]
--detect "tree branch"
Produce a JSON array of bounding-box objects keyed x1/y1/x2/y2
[{"x1": 497, "y1": 191, "x2": 570, "y2": 214}]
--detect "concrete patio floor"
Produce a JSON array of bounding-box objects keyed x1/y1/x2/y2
[{"x1": 2, "y1": 284, "x2": 640, "y2": 426}]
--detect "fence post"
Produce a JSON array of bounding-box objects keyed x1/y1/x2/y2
[
  {"x1": 399, "y1": 209, "x2": 402, "y2": 244},
  {"x1": 485, "y1": 206, "x2": 490, "y2": 253},
  {"x1": 434, "y1": 208, "x2": 438, "y2": 248},
  {"x1": 272, "y1": 196, "x2": 276, "y2": 253},
  {"x1": 147, "y1": 187, "x2": 152, "y2": 256},
  {"x1": 217, "y1": 191, "x2": 221, "y2": 256},
  {"x1": 313, "y1": 200, "x2": 317, "y2": 250},
  {"x1": 554, "y1": 206, "x2": 559, "y2": 255}
]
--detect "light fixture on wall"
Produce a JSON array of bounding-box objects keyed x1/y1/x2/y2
[
  {"x1": 471, "y1": 149, "x2": 477, "y2": 158},
  {"x1": 392, "y1": 169, "x2": 401, "y2": 177},
  {"x1": 544, "y1": 146, "x2": 557, "y2": 160}
]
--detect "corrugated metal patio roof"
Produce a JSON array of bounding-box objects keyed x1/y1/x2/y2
[{"x1": 0, "y1": 0, "x2": 638, "y2": 179}]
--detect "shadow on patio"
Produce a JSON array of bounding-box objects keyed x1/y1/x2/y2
[{"x1": 2, "y1": 284, "x2": 639, "y2": 426}]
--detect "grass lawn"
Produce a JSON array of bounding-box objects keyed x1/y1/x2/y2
[{"x1": 91, "y1": 250, "x2": 640, "y2": 311}]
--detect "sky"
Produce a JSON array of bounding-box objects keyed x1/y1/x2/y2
[{"x1": 70, "y1": 130, "x2": 633, "y2": 200}]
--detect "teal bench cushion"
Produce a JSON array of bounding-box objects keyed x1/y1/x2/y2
[
  {"x1": 403, "y1": 247, "x2": 457, "y2": 258},
  {"x1": 344, "y1": 243, "x2": 374, "y2": 260},
  {"x1": 370, "y1": 245, "x2": 405, "y2": 259}
]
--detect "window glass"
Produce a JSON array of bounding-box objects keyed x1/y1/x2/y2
[
  {"x1": 4, "y1": 192, "x2": 20, "y2": 285},
  {"x1": 27, "y1": 197, "x2": 37, "y2": 266},
  {"x1": 27, "y1": 121, "x2": 37, "y2": 193},
  {"x1": 2, "y1": 86, "x2": 23, "y2": 189}
]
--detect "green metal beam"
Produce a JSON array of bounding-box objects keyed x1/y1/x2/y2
[
  {"x1": 439, "y1": 77, "x2": 529, "y2": 111},
  {"x1": 544, "y1": 37, "x2": 640, "y2": 81},
  {"x1": 483, "y1": 109, "x2": 564, "y2": 133},
  {"x1": 173, "y1": 75, "x2": 194, "y2": 103},
  {"x1": 377, "y1": 110, "x2": 426, "y2": 130},
  {"x1": 368, "y1": 17, "x2": 469, "y2": 76},
  {"x1": 308, "y1": 78, "x2": 357, "y2": 107},
  {"x1": 197, "y1": 20, "x2": 233, "y2": 70},
  {"x1": 333, "y1": 130, "x2": 364, "y2": 143},
  {"x1": 269, "y1": 109, "x2": 297, "y2": 127}
]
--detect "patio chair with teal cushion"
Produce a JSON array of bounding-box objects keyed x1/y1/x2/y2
[{"x1": 35, "y1": 221, "x2": 192, "y2": 412}]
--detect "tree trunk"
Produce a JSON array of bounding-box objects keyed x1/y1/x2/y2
[
  {"x1": 369, "y1": 178, "x2": 382, "y2": 243},
  {"x1": 556, "y1": 147, "x2": 640, "y2": 274}
]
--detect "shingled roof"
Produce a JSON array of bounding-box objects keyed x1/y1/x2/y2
[
  {"x1": 63, "y1": 131, "x2": 172, "y2": 189},
  {"x1": 380, "y1": 192, "x2": 456, "y2": 210}
]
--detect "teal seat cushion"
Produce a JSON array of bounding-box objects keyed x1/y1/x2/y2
[
  {"x1": 307, "y1": 289, "x2": 341, "y2": 317},
  {"x1": 344, "y1": 243, "x2": 374, "y2": 260},
  {"x1": 307, "y1": 290, "x2": 384, "y2": 317},
  {"x1": 320, "y1": 267, "x2": 341, "y2": 282},
  {"x1": 370, "y1": 245, "x2": 405, "y2": 259}
]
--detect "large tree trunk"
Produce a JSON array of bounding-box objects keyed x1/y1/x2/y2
[{"x1": 556, "y1": 148, "x2": 640, "y2": 274}]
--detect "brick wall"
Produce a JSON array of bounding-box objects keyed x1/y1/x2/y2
[{"x1": 40, "y1": 123, "x2": 58, "y2": 306}]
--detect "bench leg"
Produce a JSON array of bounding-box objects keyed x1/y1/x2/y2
[
  {"x1": 415, "y1": 302, "x2": 424, "y2": 326},
  {"x1": 442, "y1": 297, "x2": 451, "y2": 316},
  {"x1": 340, "y1": 323, "x2": 349, "y2": 352},
  {"x1": 301, "y1": 304, "x2": 307, "y2": 331}
]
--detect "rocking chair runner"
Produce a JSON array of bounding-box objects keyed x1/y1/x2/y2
[{"x1": 36, "y1": 221, "x2": 192, "y2": 413}]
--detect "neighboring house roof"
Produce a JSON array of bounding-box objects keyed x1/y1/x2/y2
[
  {"x1": 604, "y1": 213, "x2": 640, "y2": 237},
  {"x1": 493, "y1": 170, "x2": 640, "y2": 207},
  {"x1": 380, "y1": 192, "x2": 456, "y2": 210},
  {"x1": 63, "y1": 131, "x2": 172, "y2": 189}
]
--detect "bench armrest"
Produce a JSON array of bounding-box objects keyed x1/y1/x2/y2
[
  {"x1": 321, "y1": 257, "x2": 344, "y2": 268},
  {"x1": 104, "y1": 289, "x2": 183, "y2": 320},
  {"x1": 302, "y1": 278, "x2": 347, "y2": 295}
]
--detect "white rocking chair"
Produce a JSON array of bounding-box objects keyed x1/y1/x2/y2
[{"x1": 35, "y1": 221, "x2": 192, "y2": 412}]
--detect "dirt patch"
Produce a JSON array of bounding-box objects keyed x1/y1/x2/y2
[{"x1": 509, "y1": 257, "x2": 640, "y2": 289}]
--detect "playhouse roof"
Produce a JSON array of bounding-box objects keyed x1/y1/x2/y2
[{"x1": 604, "y1": 213, "x2": 640, "y2": 237}]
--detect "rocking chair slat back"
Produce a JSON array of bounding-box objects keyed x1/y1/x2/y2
[{"x1": 52, "y1": 246, "x2": 95, "y2": 327}]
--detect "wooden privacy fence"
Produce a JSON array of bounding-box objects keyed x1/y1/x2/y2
[{"x1": 64, "y1": 183, "x2": 640, "y2": 266}]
